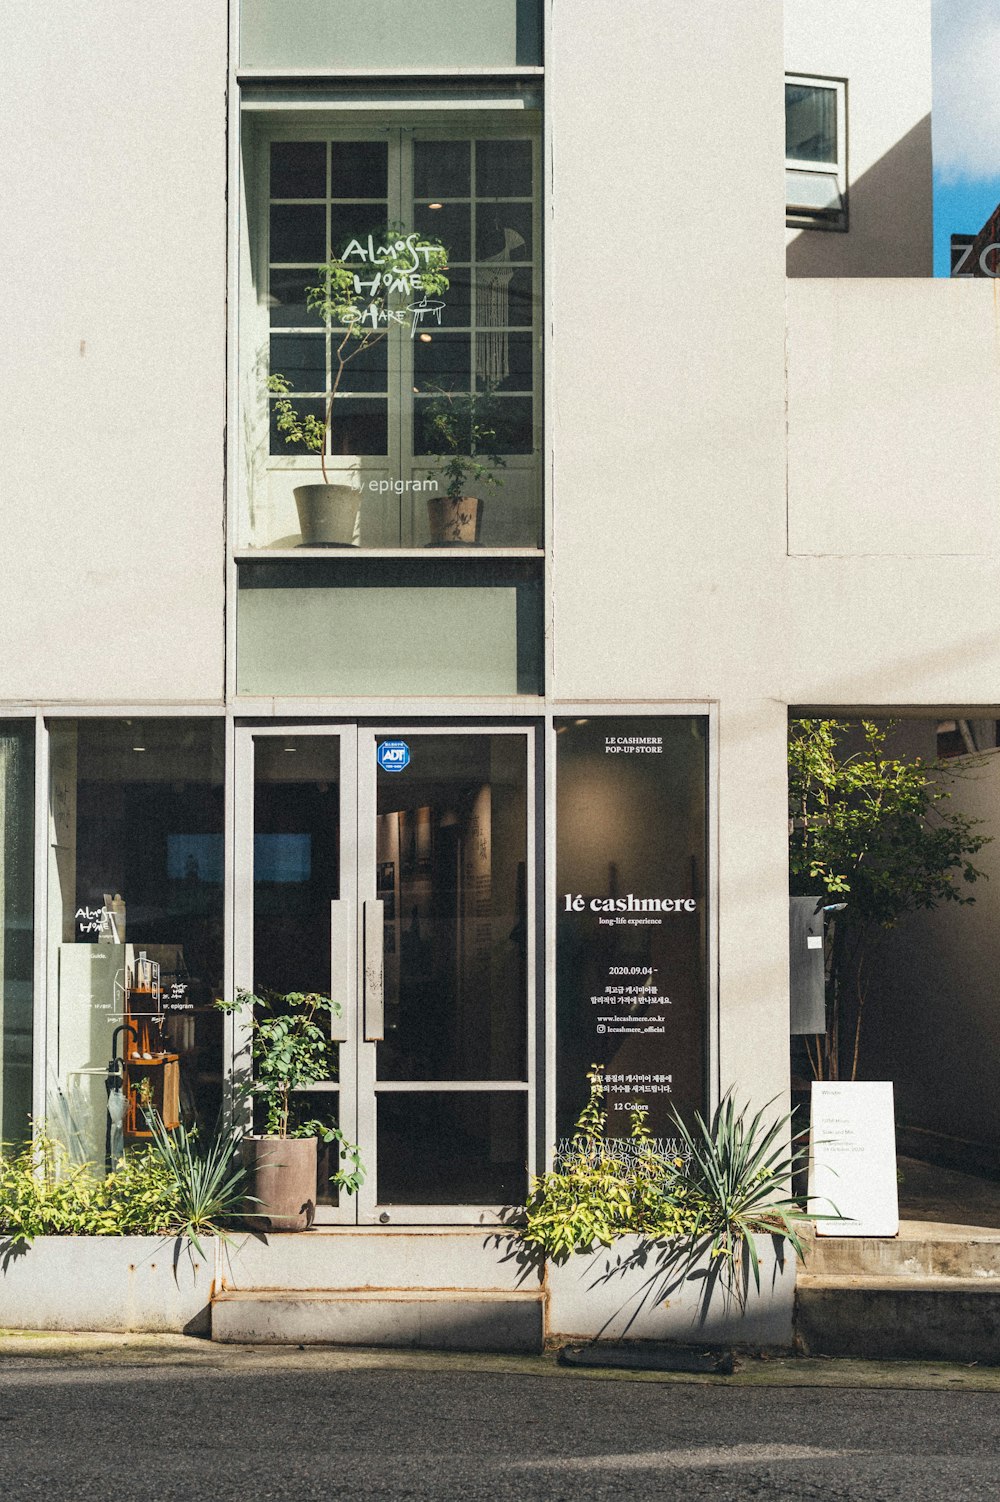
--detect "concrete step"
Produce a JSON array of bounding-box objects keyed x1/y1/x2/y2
[
  {"x1": 796, "y1": 1274, "x2": 1000, "y2": 1363},
  {"x1": 804, "y1": 1221, "x2": 1000, "y2": 1280},
  {"x1": 218, "y1": 1226, "x2": 540, "y2": 1294},
  {"x1": 211, "y1": 1287, "x2": 546, "y2": 1353}
]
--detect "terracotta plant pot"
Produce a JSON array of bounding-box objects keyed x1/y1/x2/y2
[
  {"x1": 293, "y1": 483, "x2": 362, "y2": 547},
  {"x1": 241, "y1": 1136, "x2": 317, "y2": 1232},
  {"x1": 426, "y1": 494, "x2": 482, "y2": 546}
]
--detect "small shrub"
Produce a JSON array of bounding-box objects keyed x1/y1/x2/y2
[
  {"x1": 0, "y1": 1132, "x2": 180, "y2": 1245},
  {"x1": 521, "y1": 1066, "x2": 698, "y2": 1261},
  {"x1": 0, "y1": 1121, "x2": 249, "y2": 1249}
]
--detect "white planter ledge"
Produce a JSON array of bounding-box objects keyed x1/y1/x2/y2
[
  {"x1": 0, "y1": 1235, "x2": 216, "y2": 1335},
  {"x1": 545, "y1": 1234, "x2": 796, "y2": 1350}
]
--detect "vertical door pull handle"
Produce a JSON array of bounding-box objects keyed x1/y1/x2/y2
[
  {"x1": 329, "y1": 900, "x2": 351, "y2": 1043},
  {"x1": 363, "y1": 899, "x2": 384, "y2": 1042}
]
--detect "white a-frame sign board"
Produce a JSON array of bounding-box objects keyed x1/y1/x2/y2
[{"x1": 809, "y1": 1081, "x2": 899, "y2": 1238}]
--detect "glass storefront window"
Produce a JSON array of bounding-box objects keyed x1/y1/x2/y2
[
  {"x1": 555, "y1": 717, "x2": 709, "y2": 1150},
  {"x1": 0, "y1": 721, "x2": 34, "y2": 1147},
  {"x1": 45, "y1": 720, "x2": 224, "y2": 1169},
  {"x1": 242, "y1": 118, "x2": 543, "y2": 550}
]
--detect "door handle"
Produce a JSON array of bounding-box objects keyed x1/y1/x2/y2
[
  {"x1": 329, "y1": 900, "x2": 350, "y2": 1043},
  {"x1": 363, "y1": 899, "x2": 384, "y2": 1041}
]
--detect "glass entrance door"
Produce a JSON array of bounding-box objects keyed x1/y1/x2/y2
[{"x1": 233, "y1": 725, "x2": 533, "y2": 1224}]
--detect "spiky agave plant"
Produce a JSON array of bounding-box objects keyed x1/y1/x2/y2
[
  {"x1": 142, "y1": 1112, "x2": 252, "y2": 1255},
  {"x1": 668, "y1": 1094, "x2": 816, "y2": 1294}
]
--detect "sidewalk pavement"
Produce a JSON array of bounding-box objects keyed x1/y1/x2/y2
[{"x1": 3, "y1": 1330, "x2": 1000, "y2": 1391}]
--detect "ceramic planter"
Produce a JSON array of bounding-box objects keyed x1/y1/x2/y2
[
  {"x1": 293, "y1": 483, "x2": 362, "y2": 546},
  {"x1": 426, "y1": 494, "x2": 482, "y2": 545},
  {"x1": 241, "y1": 1136, "x2": 317, "y2": 1233}
]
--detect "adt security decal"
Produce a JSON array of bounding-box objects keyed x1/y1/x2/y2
[{"x1": 377, "y1": 740, "x2": 410, "y2": 773}]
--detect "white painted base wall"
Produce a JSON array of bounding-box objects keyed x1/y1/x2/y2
[
  {"x1": 0, "y1": 1236, "x2": 215, "y2": 1335},
  {"x1": 545, "y1": 1236, "x2": 796, "y2": 1349},
  {"x1": 1, "y1": 1232, "x2": 796, "y2": 1349}
]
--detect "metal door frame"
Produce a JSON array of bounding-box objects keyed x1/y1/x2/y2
[
  {"x1": 233, "y1": 722, "x2": 360, "y2": 1224},
  {"x1": 232, "y1": 721, "x2": 535, "y2": 1226},
  {"x1": 356, "y1": 724, "x2": 535, "y2": 1225}
]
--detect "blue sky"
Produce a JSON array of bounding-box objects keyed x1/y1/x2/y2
[{"x1": 933, "y1": 0, "x2": 1000, "y2": 274}]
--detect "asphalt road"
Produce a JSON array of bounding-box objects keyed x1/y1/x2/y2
[{"x1": 1, "y1": 1346, "x2": 999, "y2": 1501}]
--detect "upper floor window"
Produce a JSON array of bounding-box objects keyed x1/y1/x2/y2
[
  {"x1": 240, "y1": 118, "x2": 543, "y2": 552},
  {"x1": 786, "y1": 76, "x2": 847, "y2": 231}
]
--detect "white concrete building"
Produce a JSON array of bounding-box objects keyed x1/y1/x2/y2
[{"x1": 2, "y1": 0, "x2": 998, "y2": 1333}]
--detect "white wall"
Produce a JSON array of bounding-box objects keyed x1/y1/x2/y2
[
  {"x1": 0, "y1": 2, "x2": 227, "y2": 703},
  {"x1": 787, "y1": 280, "x2": 1000, "y2": 557},
  {"x1": 549, "y1": 0, "x2": 791, "y2": 1110},
  {"x1": 549, "y1": 3, "x2": 1000, "y2": 1114},
  {"x1": 785, "y1": 0, "x2": 933, "y2": 276}
]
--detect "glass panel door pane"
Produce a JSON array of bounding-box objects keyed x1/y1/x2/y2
[
  {"x1": 0, "y1": 721, "x2": 34, "y2": 1147},
  {"x1": 377, "y1": 1091, "x2": 526, "y2": 1205},
  {"x1": 362, "y1": 730, "x2": 531, "y2": 1216},
  {"x1": 374, "y1": 734, "x2": 528, "y2": 1082},
  {"x1": 253, "y1": 735, "x2": 341, "y2": 996},
  {"x1": 251, "y1": 733, "x2": 349, "y2": 1210}
]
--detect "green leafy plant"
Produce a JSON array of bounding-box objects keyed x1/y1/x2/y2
[
  {"x1": 140, "y1": 1112, "x2": 253, "y2": 1255},
  {"x1": 788, "y1": 718, "x2": 990, "y2": 1078},
  {"x1": 269, "y1": 225, "x2": 449, "y2": 482},
  {"x1": 216, "y1": 990, "x2": 364, "y2": 1195},
  {"x1": 423, "y1": 385, "x2": 506, "y2": 502},
  {"x1": 0, "y1": 1128, "x2": 244, "y2": 1247},
  {"x1": 521, "y1": 1066, "x2": 697, "y2": 1261},
  {"x1": 667, "y1": 1094, "x2": 816, "y2": 1295}
]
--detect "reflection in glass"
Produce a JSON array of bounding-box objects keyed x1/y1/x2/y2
[
  {"x1": 413, "y1": 139, "x2": 471, "y2": 199},
  {"x1": 45, "y1": 720, "x2": 225, "y2": 1171},
  {"x1": 413, "y1": 331, "x2": 473, "y2": 392},
  {"x1": 270, "y1": 141, "x2": 326, "y2": 199},
  {"x1": 269, "y1": 333, "x2": 326, "y2": 394},
  {"x1": 330, "y1": 140, "x2": 388, "y2": 198},
  {"x1": 377, "y1": 1092, "x2": 526, "y2": 1204},
  {"x1": 269, "y1": 203, "x2": 326, "y2": 264},
  {"x1": 327, "y1": 398, "x2": 388, "y2": 456},
  {"x1": 0, "y1": 721, "x2": 33, "y2": 1147},
  {"x1": 329, "y1": 203, "x2": 390, "y2": 256},
  {"x1": 476, "y1": 203, "x2": 532, "y2": 264},
  {"x1": 376, "y1": 735, "x2": 527, "y2": 1083},
  {"x1": 414, "y1": 201, "x2": 471, "y2": 263},
  {"x1": 476, "y1": 138, "x2": 533, "y2": 198},
  {"x1": 269, "y1": 269, "x2": 323, "y2": 329},
  {"x1": 487, "y1": 397, "x2": 535, "y2": 454},
  {"x1": 253, "y1": 736, "x2": 340, "y2": 998},
  {"x1": 785, "y1": 83, "x2": 837, "y2": 164}
]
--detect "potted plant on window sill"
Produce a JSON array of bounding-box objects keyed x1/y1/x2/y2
[
  {"x1": 423, "y1": 386, "x2": 506, "y2": 546},
  {"x1": 217, "y1": 989, "x2": 363, "y2": 1232},
  {"x1": 269, "y1": 226, "x2": 449, "y2": 547}
]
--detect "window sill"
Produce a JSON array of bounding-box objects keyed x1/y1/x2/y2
[{"x1": 234, "y1": 547, "x2": 545, "y2": 560}]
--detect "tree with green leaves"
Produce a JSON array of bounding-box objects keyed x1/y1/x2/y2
[
  {"x1": 269, "y1": 226, "x2": 449, "y2": 483},
  {"x1": 788, "y1": 719, "x2": 989, "y2": 1080}
]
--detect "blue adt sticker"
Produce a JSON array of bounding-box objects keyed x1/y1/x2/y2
[{"x1": 377, "y1": 740, "x2": 410, "y2": 773}]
